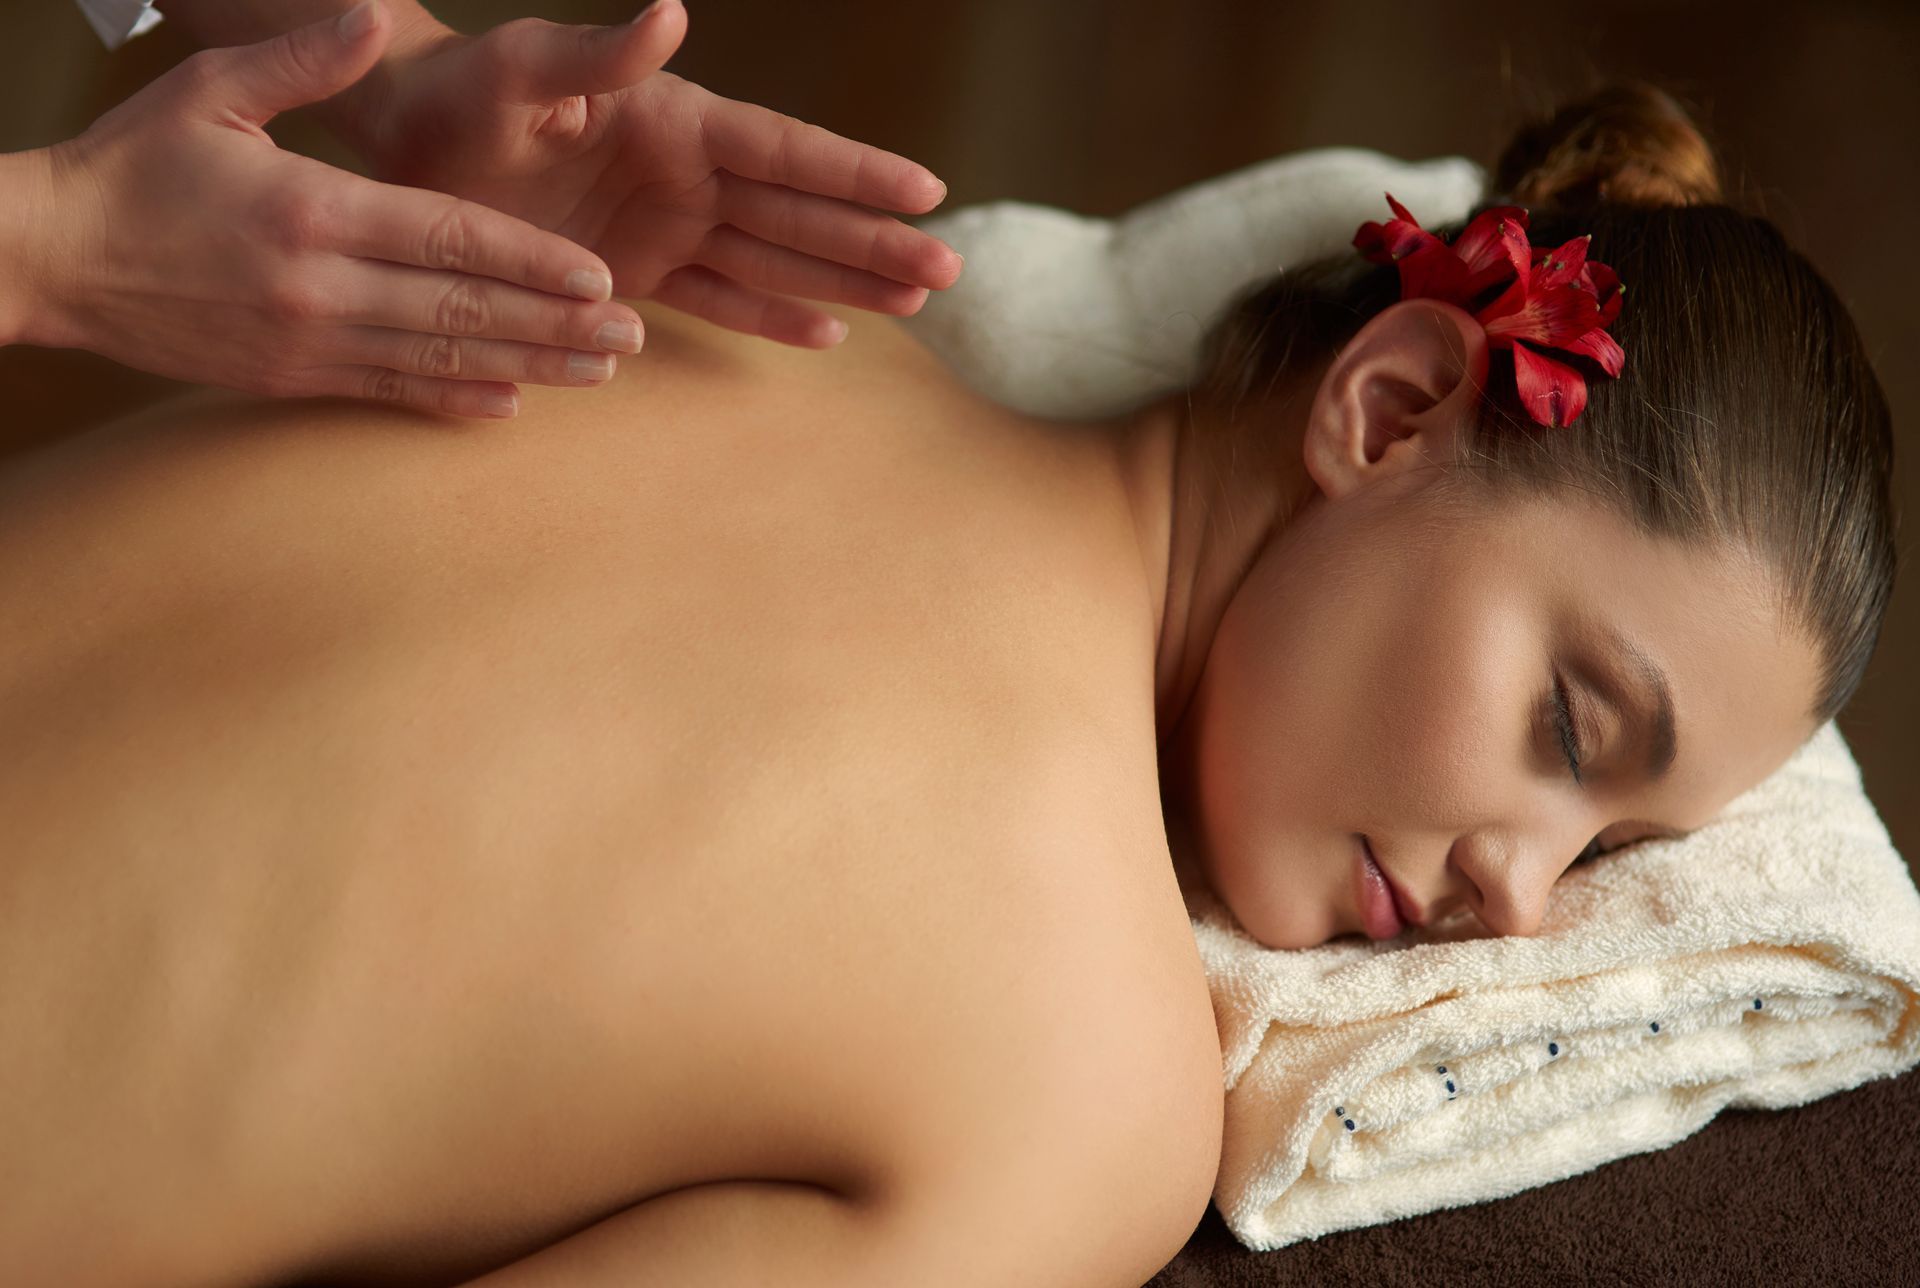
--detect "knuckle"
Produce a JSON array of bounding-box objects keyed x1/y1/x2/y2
[
  {"x1": 252, "y1": 368, "x2": 296, "y2": 399},
  {"x1": 422, "y1": 203, "x2": 475, "y2": 272},
  {"x1": 361, "y1": 368, "x2": 409, "y2": 406},
  {"x1": 171, "y1": 48, "x2": 223, "y2": 98},
  {"x1": 492, "y1": 17, "x2": 542, "y2": 41},
  {"x1": 271, "y1": 189, "x2": 333, "y2": 253},
  {"x1": 267, "y1": 275, "x2": 323, "y2": 324},
  {"x1": 769, "y1": 116, "x2": 803, "y2": 186},
  {"x1": 431, "y1": 279, "x2": 491, "y2": 336},
  {"x1": 416, "y1": 335, "x2": 463, "y2": 378},
  {"x1": 493, "y1": 17, "x2": 557, "y2": 59},
  {"x1": 271, "y1": 31, "x2": 333, "y2": 94}
]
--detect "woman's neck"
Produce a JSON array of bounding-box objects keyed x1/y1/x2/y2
[{"x1": 1092, "y1": 378, "x2": 1321, "y2": 749}]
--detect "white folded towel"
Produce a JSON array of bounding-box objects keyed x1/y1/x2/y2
[
  {"x1": 1190, "y1": 722, "x2": 1920, "y2": 1248},
  {"x1": 898, "y1": 148, "x2": 1920, "y2": 1251}
]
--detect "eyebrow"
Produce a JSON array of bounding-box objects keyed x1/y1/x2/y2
[{"x1": 1590, "y1": 624, "x2": 1678, "y2": 782}]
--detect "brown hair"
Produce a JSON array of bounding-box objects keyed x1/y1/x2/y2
[{"x1": 1189, "y1": 82, "x2": 1897, "y2": 723}]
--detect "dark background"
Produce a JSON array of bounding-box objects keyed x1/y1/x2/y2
[{"x1": 2, "y1": 0, "x2": 1913, "y2": 863}]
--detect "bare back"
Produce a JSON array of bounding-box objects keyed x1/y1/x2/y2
[{"x1": 0, "y1": 302, "x2": 1221, "y2": 1286}]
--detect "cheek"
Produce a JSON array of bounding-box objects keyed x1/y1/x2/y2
[{"x1": 1195, "y1": 543, "x2": 1531, "y2": 847}]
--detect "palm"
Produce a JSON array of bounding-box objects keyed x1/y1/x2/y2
[{"x1": 361, "y1": 6, "x2": 961, "y2": 348}]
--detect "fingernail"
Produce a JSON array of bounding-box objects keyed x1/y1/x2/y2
[
  {"x1": 481, "y1": 393, "x2": 519, "y2": 418},
  {"x1": 632, "y1": 0, "x2": 675, "y2": 23},
  {"x1": 566, "y1": 269, "x2": 614, "y2": 302},
  {"x1": 595, "y1": 320, "x2": 644, "y2": 353},
  {"x1": 570, "y1": 352, "x2": 616, "y2": 383},
  {"x1": 824, "y1": 319, "x2": 849, "y2": 345},
  {"x1": 336, "y1": 1, "x2": 377, "y2": 43}
]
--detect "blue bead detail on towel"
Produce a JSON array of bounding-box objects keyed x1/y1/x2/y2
[
  {"x1": 1344, "y1": 1119, "x2": 1356, "y2": 1132},
  {"x1": 1334, "y1": 1106, "x2": 1345, "y2": 1117},
  {"x1": 1445, "y1": 1080, "x2": 1455, "y2": 1093},
  {"x1": 1436, "y1": 1065, "x2": 1447, "y2": 1074},
  {"x1": 1755, "y1": 998, "x2": 1764, "y2": 1010},
  {"x1": 1650, "y1": 1021, "x2": 1661, "y2": 1033},
  {"x1": 1549, "y1": 1042, "x2": 1560, "y2": 1056}
]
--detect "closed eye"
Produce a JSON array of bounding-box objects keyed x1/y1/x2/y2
[{"x1": 1551, "y1": 669, "x2": 1584, "y2": 786}]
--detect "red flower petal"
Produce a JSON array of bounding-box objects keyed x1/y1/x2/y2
[
  {"x1": 1561, "y1": 326, "x2": 1626, "y2": 378},
  {"x1": 1493, "y1": 218, "x2": 1534, "y2": 282},
  {"x1": 1582, "y1": 260, "x2": 1625, "y2": 326},
  {"x1": 1353, "y1": 217, "x2": 1433, "y2": 264},
  {"x1": 1353, "y1": 192, "x2": 1442, "y2": 264},
  {"x1": 1397, "y1": 242, "x2": 1478, "y2": 308},
  {"x1": 1450, "y1": 204, "x2": 1530, "y2": 279},
  {"x1": 1533, "y1": 234, "x2": 1593, "y2": 292},
  {"x1": 1474, "y1": 277, "x2": 1526, "y2": 346},
  {"x1": 1511, "y1": 342, "x2": 1590, "y2": 427},
  {"x1": 1481, "y1": 282, "x2": 1605, "y2": 349}
]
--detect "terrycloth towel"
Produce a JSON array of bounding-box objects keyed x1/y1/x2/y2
[
  {"x1": 1189, "y1": 722, "x2": 1920, "y2": 1248},
  {"x1": 897, "y1": 148, "x2": 1920, "y2": 1251},
  {"x1": 902, "y1": 146, "x2": 1485, "y2": 419}
]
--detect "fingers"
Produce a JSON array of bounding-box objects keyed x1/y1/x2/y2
[
  {"x1": 331, "y1": 257, "x2": 645, "y2": 359},
  {"x1": 649, "y1": 264, "x2": 847, "y2": 349},
  {"x1": 196, "y1": 1, "x2": 391, "y2": 128},
  {"x1": 715, "y1": 171, "x2": 963, "y2": 292},
  {"x1": 493, "y1": 0, "x2": 688, "y2": 103},
  {"x1": 694, "y1": 225, "x2": 928, "y2": 318},
  {"x1": 339, "y1": 324, "x2": 623, "y2": 391},
  {"x1": 328, "y1": 173, "x2": 619, "y2": 305},
  {"x1": 297, "y1": 365, "x2": 527, "y2": 420},
  {"x1": 698, "y1": 94, "x2": 947, "y2": 215}
]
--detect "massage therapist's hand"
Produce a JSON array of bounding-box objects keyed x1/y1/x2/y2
[
  {"x1": 15, "y1": 7, "x2": 646, "y2": 419},
  {"x1": 328, "y1": 0, "x2": 964, "y2": 350}
]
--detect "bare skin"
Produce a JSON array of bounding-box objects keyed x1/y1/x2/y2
[
  {"x1": 0, "y1": 301, "x2": 1221, "y2": 1287},
  {"x1": 1113, "y1": 297, "x2": 1824, "y2": 951},
  {"x1": 0, "y1": 284, "x2": 1825, "y2": 1284}
]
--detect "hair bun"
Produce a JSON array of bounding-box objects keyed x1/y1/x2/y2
[{"x1": 1491, "y1": 82, "x2": 1723, "y2": 210}]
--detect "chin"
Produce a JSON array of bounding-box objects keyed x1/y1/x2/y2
[
  {"x1": 1253, "y1": 925, "x2": 1338, "y2": 951},
  {"x1": 1230, "y1": 893, "x2": 1339, "y2": 951}
]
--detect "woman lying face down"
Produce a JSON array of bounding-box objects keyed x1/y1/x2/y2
[
  {"x1": 1128, "y1": 99, "x2": 1894, "y2": 951},
  {"x1": 0, "y1": 71, "x2": 1896, "y2": 1285}
]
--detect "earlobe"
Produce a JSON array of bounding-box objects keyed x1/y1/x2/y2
[{"x1": 1301, "y1": 299, "x2": 1489, "y2": 501}]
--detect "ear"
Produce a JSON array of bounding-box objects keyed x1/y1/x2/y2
[{"x1": 1300, "y1": 298, "x2": 1490, "y2": 501}]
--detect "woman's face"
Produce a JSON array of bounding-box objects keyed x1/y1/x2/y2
[{"x1": 1169, "y1": 473, "x2": 1822, "y2": 950}]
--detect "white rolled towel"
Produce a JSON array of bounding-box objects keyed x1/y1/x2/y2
[
  {"x1": 896, "y1": 149, "x2": 1920, "y2": 1251},
  {"x1": 901, "y1": 145, "x2": 1487, "y2": 419}
]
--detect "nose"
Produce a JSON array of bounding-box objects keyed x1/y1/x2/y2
[{"x1": 1447, "y1": 828, "x2": 1580, "y2": 938}]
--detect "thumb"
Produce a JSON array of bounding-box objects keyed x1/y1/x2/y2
[
  {"x1": 506, "y1": 0, "x2": 688, "y2": 103},
  {"x1": 198, "y1": 1, "x2": 392, "y2": 128}
]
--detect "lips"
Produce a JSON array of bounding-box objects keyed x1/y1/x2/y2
[
  {"x1": 1375, "y1": 840, "x2": 1429, "y2": 928},
  {"x1": 1353, "y1": 834, "x2": 1405, "y2": 940}
]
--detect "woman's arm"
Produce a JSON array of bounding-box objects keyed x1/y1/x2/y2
[{"x1": 0, "y1": 149, "x2": 57, "y2": 349}]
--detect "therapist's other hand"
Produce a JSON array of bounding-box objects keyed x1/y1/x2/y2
[
  {"x1": 34, "y1": 4, "x2": 646, "y2": 420},
  {"x1": 343, "y1": 0, "x2": 964, "y2": 350}
]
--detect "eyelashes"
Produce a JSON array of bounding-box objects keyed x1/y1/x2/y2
[
  {"x1": 1551, "y1": 669, "x2": 1608, "y2": 864},
  {"x1": 1550, "y1": 669, "x2": 1584, "y2": 787}
]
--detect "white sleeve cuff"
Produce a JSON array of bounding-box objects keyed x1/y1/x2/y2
[{"x1": 76, "y1": 0, "x2": 165, "y2": 51}]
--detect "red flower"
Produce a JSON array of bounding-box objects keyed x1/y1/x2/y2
[{"x1": 1352, "y1": 193, "x2": 1627, "y2": 428}]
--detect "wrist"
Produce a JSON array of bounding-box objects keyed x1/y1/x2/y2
[{"x1": 0, "y1": 149, "x2": 64, "y2": 349}]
